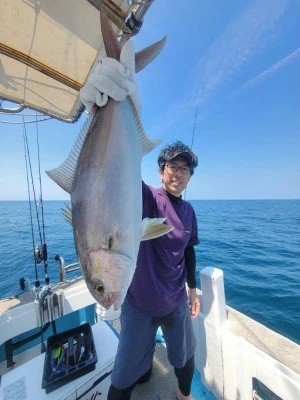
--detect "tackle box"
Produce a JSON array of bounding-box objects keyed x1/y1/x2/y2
[{"x1": 42, "y1": 322, "x2": 97, "y2": 393}]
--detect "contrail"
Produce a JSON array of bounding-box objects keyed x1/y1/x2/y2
[
  {"x1": 152, "y1": 0, "x2": 291, "y2": 135},
  {"x1": 233, "y1": 48, "x2": 300, "y2": 96}
]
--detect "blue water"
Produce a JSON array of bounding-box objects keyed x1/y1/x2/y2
[{"x1": 0, "y1": 200, "x2": 299, "y2": 344}]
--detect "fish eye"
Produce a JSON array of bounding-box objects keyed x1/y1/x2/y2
[{"x1": 95, "y1": 284, "x2": 104, "y2": 294}]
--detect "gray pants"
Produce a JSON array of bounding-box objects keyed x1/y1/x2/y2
[{"x1": 111, "y1": 298, "x2": 196, "y2": 390}]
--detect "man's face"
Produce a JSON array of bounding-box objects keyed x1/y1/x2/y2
[{"x1": 159, "y1": 156, "x2": 191, "y2": 197}]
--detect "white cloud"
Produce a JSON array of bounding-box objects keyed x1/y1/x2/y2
[
  {"x1": 193, "y1": 0, "x2": 290, "y2": 105},
  {"x1": 149, "y1": 0, "x2": 292, "y2": 135},
  {"x1": 234, "y1": 48, "x2": 300, "y2": 94}
]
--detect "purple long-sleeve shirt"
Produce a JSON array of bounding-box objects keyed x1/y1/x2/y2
[{"x1": 126, "y1": 182, "x2": 199, "y2": 317}]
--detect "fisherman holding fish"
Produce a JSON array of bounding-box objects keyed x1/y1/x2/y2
[
  {"x1": 107, "y1": 141, "x2": 200, "y2": 400},
  {"x1": 47, "y1": 8, "x2": 200, "y2": 400}
]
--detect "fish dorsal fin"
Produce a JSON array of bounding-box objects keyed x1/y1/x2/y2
[
  {"x1": 127, "y1": 97, "x2": 161, "y2": 156},
  {"x1": 46, "y1": 111, "x2": 95, "y2": 193},
  {"x1": 141, "y1": 217, "x2": 173, "y2": 241},
  {"x1": 61, "y1": 202, "x2": 72, "y2": 225},
  {"x1": 135, "y1": 37, "x2": 167, "y2": 73},
  {"x1": 141, "y1": 134, "x2": 162, "y2": 156}
]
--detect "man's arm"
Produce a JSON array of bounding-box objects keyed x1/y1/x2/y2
[{"x1": 185, "y1": 246, "x2": 200, "y2": 318}]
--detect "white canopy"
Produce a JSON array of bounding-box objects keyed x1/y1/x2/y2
[{"x1": 0, "y1": 0, "x2": 152, "y2": 122}]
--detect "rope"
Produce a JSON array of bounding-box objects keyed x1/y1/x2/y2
[{"x1": 0, "y1": 117, "x2": 52, "y2": 124}]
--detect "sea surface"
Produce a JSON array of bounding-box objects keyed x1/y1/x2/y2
[{"x1": 0, "y1": 200, "x2": 299, "y2": 344}]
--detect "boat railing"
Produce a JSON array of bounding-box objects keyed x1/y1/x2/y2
[{"x1": 56, "y1": 256, "x2": 81, "y2": 283}]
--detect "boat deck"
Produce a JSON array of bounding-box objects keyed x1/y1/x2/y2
[
  {"x1": 131, "y1": 342, "x2": 214, "y2": 400},
  {"x1": 0, "y1": 278, "x2": 84, "y2": 315},
  {"x1": 132, "y1": 342, "x2": 179, "y2": 400},
  {"x1": 110, "y1": 321, "x2": 214, "y2": 400},
  {"x1": 2, "y1": 275, "x2": 299, "y2": 399},
  {"x1": 0, "y1": 321, "x2": 213, "y2": 400},
  {"x1": 0, "y1": 285, "x2": 213, "y2": 400}
]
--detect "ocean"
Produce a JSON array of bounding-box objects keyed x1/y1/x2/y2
[{"x1": 0, "y1": 200, "x2": 299, "y2": 344}]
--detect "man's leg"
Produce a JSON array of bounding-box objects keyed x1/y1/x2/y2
[
  {"x1": 107, "y1": 299, "x2": 158, "y2": 400},
  {"x1": 161, "y1": 301, "x2": 196, "y2": 399},
  {"x1": 175, "y1": 356, "x2": 195, "y2": 399}
]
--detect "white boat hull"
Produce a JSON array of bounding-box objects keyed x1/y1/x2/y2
[{"x1": 1, "y1": 268, "x2": 300, "y2": 400}]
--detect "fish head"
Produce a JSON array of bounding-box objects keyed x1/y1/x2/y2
[{"x1": 82, "y1": 248, "x2": 134, "y2": 310}]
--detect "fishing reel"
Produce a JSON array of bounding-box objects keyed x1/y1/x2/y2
[
  {"x1": 19, "y1": 277, "x2": 32, "y2": 292},
  {"x1": 34, "y1": 243, "x2": 47, "y2": 264},
  {"x1": 19, "y1": 277, "x2": 42, "y2": 292}
]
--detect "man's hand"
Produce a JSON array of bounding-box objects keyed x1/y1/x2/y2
[{"x1": 188, "y1": 288, "x2": 200, "y2": 318}]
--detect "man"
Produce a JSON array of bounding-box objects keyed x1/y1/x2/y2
[{"x1": 108, "y1": 141, "x2": 200, "y2": 400}]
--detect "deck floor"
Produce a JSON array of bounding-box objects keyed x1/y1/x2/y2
[
  {"x1": 109, "y1": 317, "x2": 214, "y2": 400},
  {"x1": 1, "y1": 282, "x2": 214, "y2": 399},
  {"x1": 110, "y1": 319, "x2": 179, "y2": 399},
  {"x1": 131, "y1": 343, "x2": 178, "y2": 400}
]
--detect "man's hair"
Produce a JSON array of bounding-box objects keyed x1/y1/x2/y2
[{"x1": 157, "y1": 141, "x2": 198, "y2": 175}]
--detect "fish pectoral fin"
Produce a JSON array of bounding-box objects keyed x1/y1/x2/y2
[
  {"x1": 141, "y1": 218, "x2": 173, "y2": 241},
  {"x1": 61, "y1": 202, "x2": 72, "y2": 226}
]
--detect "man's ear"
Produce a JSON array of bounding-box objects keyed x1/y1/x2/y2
[{"x1": 159, "y1": 168, "x2": 164, "y2": 181}]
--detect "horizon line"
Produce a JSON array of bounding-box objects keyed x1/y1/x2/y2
[{"x1": 0, "y1": 198, "x2": 299, "y2": 202}]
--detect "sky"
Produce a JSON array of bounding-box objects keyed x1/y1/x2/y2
[{"x1": 0, "y1": 0, "x2": 299, "y2": 200}]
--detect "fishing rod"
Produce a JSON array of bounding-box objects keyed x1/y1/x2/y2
[
  {"x1": 184, "y1": 104, "x2": 199, "y2": 200},
  {"x1": 22, "y1": 115, "x2": 50, "y2": 290},
  {"x1": 35, "y1": 116, "x2": 50, "y2": 285},
  {"x1": 22, "y1": 114, "x2": 53, "y2": 353},
  {"x1": 23, "y1": 117, "x2": 40, "y2": 289},
  {"x1": 190, "y1": 104, "x2": 199, "y2": 151}
]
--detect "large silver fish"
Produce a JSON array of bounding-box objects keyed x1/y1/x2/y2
[{"x1": 46, "y1": 8, "x2": 170, "y2": 312}]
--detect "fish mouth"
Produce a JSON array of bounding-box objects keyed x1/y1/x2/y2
[{"x1": 99, "y1": 291, "x2": 121, "y2": 310}]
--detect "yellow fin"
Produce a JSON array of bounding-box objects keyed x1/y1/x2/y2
[{"x1": 141, "y1": 218, "x2": 173, "y2": 241}]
